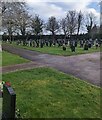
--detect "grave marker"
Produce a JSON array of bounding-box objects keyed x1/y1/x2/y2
[{"x1": 2, "y1": 83, "x2": 16, "y2": 120}]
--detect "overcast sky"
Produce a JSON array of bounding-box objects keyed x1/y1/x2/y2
[
  {"x1": 0, "y1": 0, "x2": 101, "y2": 35},
  {"x1": 25, "y1": 0, "x2": 100, "y2": 23}
]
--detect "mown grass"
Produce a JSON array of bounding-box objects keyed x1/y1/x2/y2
[
  {"x1": 2, "y1": 51, "x2": 29, "y2": 66},
  {"x1": 3, "y1": 67, "x2": 101, "y2": 118},
  {"x1": 3, "y1": 42, "x2": 100, "y2": 56},
  {"x1": 0, "y1": 52, "x2": 2, "y2": 67},
  {"x1": 0, "y1": 98, "x2": 2, "y2": 119}
]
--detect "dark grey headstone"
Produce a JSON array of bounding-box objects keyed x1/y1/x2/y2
[{"x1": 2, "y1": 84, "x2": 16, "y2": 120}]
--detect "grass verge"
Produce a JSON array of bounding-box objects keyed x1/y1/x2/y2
[
  {"x1": 2, "y1": 51, "x2": 29, "y2": 66},
  {"x1": 3, "y1": 67, "x2": 101, "y2": 118}
]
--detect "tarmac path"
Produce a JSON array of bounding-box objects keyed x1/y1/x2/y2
[{"x1": 2, "y1": 44, "x2": 101, "y2": 87}]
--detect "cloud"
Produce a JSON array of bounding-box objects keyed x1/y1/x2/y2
[
  {"x1": 27, "y1": 2, "x2": 67, "y2": 20},
  {"x1": 26, "y1": 0, "x2": 100, "y2": 25},
  {"x1": 25, "y1": 0, "x2": 99, "y2": 2}
]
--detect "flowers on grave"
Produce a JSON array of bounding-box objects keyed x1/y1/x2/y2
[
  {"x1": 0, "y1": 81, "x2": 5, "y2": 92},
  {"x1": 0, "y1": 81, "x2": 11, "y2": 95},
  {"x1": 5, "y1": 81, "x2": 11, "y2": 87},
  {"x1": 15, "y1": 109, "x2": 21, "y2": 118},
  {"x1": 0, "y1": 81, "x2": 12, "y2": 92}
]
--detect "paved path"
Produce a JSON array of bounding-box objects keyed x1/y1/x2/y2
[
  {"x1": 2, "y1": 44, "x2": 101, "y2": 87},
  {"x1": 2, "y1": 62, "x2": 47, "y2": 73}
]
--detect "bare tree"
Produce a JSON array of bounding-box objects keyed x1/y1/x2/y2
[
  {"x1": 60, "y1": 11, "x2": 83, "y2": 37},
  {"x1": 2, "y1": 2, "x2": 30, "y2": 35},
  {"x1": 77, "y1": 11, "x2": 83, "y2": 35},
  {"x1": 2, "y1": 2, "x2": 19, "y2": 42},
  {"x1": 85, "y1": 12, "x2": 97, "y2": 35},
  {"x1": 46, "y1": 16, "x2": 59, "y2": 42},
  {"x1": 66, "y1": 10, "x2": 78, "y2": 36},
  {"x1": 17, "y1": 11, "x2": 30, "y2": 36},
  {"x1": 31, "y1": 14, "x2": 43, "y2": 35},
  {"x1": 2, "y1": 2, "x2": 31, "y2": 45},
  {"x1": 60, "y1": 18, "x2": 69, "y2": 37},
  {"x1": 14, "y1": 3, "x2": 31, "y2": 36}
]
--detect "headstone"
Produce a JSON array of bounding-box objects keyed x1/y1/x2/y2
[
  {"x1": 36, "y1": 41, "x2": 39, "y2": 47},
  {"x1": 88, "y1": 41, "x2": 92, "y2": 48},
  {"x1": 70, "y1": 41, "x2": 75, "y2": 52},
  {"x1": 84, "y1": 42, "x2": 88, "y2": 50},
  {"x1": 95, "y1": 42, "x2": 99, "y2": 49},
  {"x1": 80, "y1": 40, "x2": 84, "y2": 48},
  {"x1": 32, "y1": 41, "x2": 36, "y2": 47},
  {"x1": 62, "y1": 44, "x2": 66, "y2": 51},
  {"x1": 40, "y1": 42, "x2": 43, "y2": 48},
  {"x1": 49, "y1": 41, "x2": 52, "y2": 47},
  {"x1": 45, "y1": 41, "x2": 48, "y2": 46},
  {"x1": 75, "y1": 41, "x2": 77, "y2": 47},
  {"x1": 28, "y1": 41, "x2": 30, "y2": 47},
  {"x1": 2, "y1": 84, "x2": 16, "y2": 120},
  {"x1": 30, "y1": 40, "x2": 32, "y2": 47}
]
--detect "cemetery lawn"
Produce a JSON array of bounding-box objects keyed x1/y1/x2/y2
[
  {"x1": 0, "y1": 98, "x2": 2, "y2": 119},
  {"x1": 2, "y1": 51, "x2": 29, "y2": 66},
  {"x1": 3, "y1": 67, "x2": 101, "y2": 118},
  {"x1": 4, "y1": 42, "x2": 100, "y2": 56},
  {"x1": 23, "y1": 46, "x2": 100, "y2": 56}
]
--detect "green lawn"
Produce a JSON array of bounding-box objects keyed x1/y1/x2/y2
[
  {"x1": 3, "y1": 42, "x2": 100, "y2": 56},
  {"x1": 3, "y1": 67, "x2": 101, "y2": 118},
  {"x1": 0, "y1": 52, "x2": 2, "y2": 67},
  {"x1": 2, "y1": 51, "x2": 29, "y2": 66},
  {"x1": 0, "y1": 98, "x2": 2, "y2": 119}
]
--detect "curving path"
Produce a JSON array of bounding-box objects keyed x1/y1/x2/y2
[{"x1": 2, "y1": 44, "x2": 101, "y2": 87}]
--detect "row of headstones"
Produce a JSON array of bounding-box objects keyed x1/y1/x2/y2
[
  {"x1": 64, "y1": 39, "x2": 101, "y2": 52},
  {"x1": 16, "y1": 38, "x2": 101, "y2": 46},
  {"x1": 16, "y1": 39, "x2": 65, "y2": 47},
  {"x1": 14, "y1": 38, "x2": 101, "y2": 51}
]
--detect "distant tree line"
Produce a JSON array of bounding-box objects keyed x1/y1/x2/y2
[
  {"x1": 1, "y1": 2, "x2": 101, "y2": 44},
  {"x1": 2, "y1": 33, "x2": 100, "y2": 42}
]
